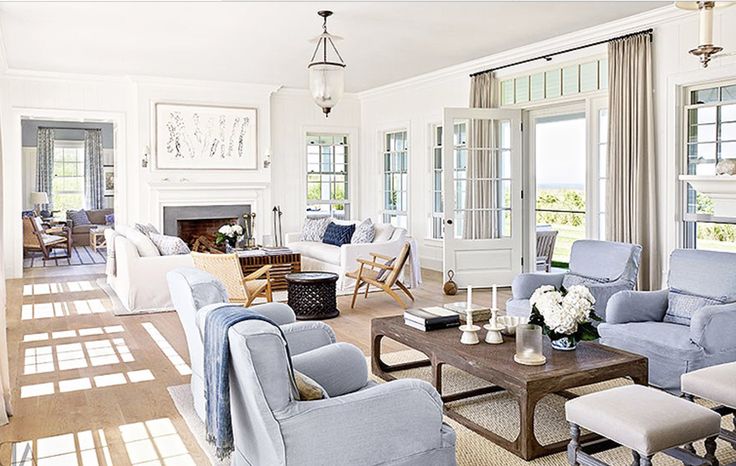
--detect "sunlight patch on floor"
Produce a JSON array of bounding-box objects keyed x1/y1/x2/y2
[
  {"x1": 11, "y1": 429, "x2": 111, "y2": 466},
  {"x1": 20, "y1": 370, "x2": 156, "y2": 398},
  {"x1": 23, "y1": 326, "x2": 123, "y2": 343},
  {"x1": 21, "y1": 302, "x2": 71, "y2": 320},
  {"x1": 24, "y1": 337, "x2": 135, "y2": 375},
  {"x1": 120, "y1": 418, "x2": 196, "y2": 466},
  {"x1": 141, "y1": 323, "x2": 192, "y2": 376}
]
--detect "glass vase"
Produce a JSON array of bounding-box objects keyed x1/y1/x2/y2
[{"x1": 515, "y1": 324, "x2": 545, "y2": 365}]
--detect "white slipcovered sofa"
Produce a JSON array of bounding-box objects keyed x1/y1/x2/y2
[
  {"x1": 286, "y1": 221, "x2": 407, "y2": 291},
  {"x1": 105, "y1": 226, "x2": 193, "y2": 313}
]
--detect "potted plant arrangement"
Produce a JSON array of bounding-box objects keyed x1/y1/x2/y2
[
  {"x1": 528, "y1": 285, "x2": 600, "y2": 351},
  {"x1": 215, "y1": 223, "x2": 244, "y2": 251}
]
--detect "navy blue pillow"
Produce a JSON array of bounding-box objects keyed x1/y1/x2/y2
[{"x1": 322, "y1": 222, "x2": 356, "y2": 247}]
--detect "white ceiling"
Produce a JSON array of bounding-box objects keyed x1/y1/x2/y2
[{"x1": 0, "y1": 2, "x2": 667, "y2": 92}]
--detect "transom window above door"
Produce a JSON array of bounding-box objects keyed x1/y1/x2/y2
[
  {"x1": 306, "y1": 133, "x2": 350, "y2": 219},
  {"x1": 382, "y1": 130, "x2": 408, "y2": 229},
  {"x1": 52, "y1": 140, "x2": 85, "y2": 213}
]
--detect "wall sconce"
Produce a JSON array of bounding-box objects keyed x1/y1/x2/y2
[
  {"x1": 676, "y1": 1, "x2": 734, "y2": 68},
  {"x1": 142, "y1": 146, "x2": 150, "y2": 168}
]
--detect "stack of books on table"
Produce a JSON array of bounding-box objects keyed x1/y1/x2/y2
[
  {"x1": 442, "y1": 302, "x2": 492, "y2": 323},
  {"x1": 404, "y1": 307, "x2": 461, "y2": 331}
]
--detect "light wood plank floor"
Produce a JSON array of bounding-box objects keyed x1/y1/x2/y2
[{"x1": 0, "y1": 264, "x2": 510, "y2": 465}]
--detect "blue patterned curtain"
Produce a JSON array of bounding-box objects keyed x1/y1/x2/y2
[
  {"x1": 35, "y1": 128, "x2": 55, "y2": 210},
  {"x1": 84, "y1": 129, "x2": 104, "y2": 209}
]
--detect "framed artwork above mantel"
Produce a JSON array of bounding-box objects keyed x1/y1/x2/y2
[{"x1": 153, "y1": 102, "x2": 258, "y2": 170}]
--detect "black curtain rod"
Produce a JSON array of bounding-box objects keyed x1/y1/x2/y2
[{"x1": 469, "y1": 28, "x2": 653, "y2": 78}]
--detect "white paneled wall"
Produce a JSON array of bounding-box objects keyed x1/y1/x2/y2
[
  {"x1": 270, "y1": 89, "x2": 361, "y2": 236},
  {"x1": 357, "y1": 6, "x2": 736, "y2": 274}
]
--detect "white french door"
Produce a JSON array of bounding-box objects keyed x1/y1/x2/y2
[{"x1": 442, "y1": 107, "x2": 523, "y2": 288}]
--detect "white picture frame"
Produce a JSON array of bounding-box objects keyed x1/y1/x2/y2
[
  {"x1": 103, "y1": 166, "x2": 115, "y2": 196},
  {"x1": 154, "y1": 102, "x2": 258, "y2": 170}
]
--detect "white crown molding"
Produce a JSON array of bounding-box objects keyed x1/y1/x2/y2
[
  {"x1": 3, "y1": 67, "x2": 130, "y2": 84},
  {"x1": 357, "y1": 5, "x2": 690, "y2": 100}
]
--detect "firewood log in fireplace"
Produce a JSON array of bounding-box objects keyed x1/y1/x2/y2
[{"x1": 191, "y1": 236, "x2": 225, "y2": 254}]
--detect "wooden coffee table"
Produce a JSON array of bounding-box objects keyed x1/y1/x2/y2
[
  {"x1": 371, "y1": 316, "x2": 648, "y2": 460},
  {"x1": 236, "y1": 250, "x2": 301, "y2": 291}
]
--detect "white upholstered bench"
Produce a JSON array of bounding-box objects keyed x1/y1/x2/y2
[{"x1": 565, "y1": 385, "x2": 721, "y2": 466}]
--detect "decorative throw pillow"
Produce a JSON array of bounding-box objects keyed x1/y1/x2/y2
[
  {"x1": 561, "y1": 272, "x2": 610, "y2": 290},
  {"x1": 294, "y1": 370, "x2": 326, "y2": 401},
  {"x1": 118, "y1": 226, "x2": 160, "y2": 257},
  {"x1": 351, "y1": 219, "x2": 375, "y2": 244},
  {"x1": 135, "y1": 223, "x2": 159, "y2": 236},
  {"x1": 68, "y1": 210, "x2": 91, "y2": 226},
  {"x1": 105, "y1": 213, "x2": 115, "y2": 226},
  {"x1": 373, "y1": 223, "x2": 395, "y2": 243},
  {"x1": 299, "y1": 217, "x2": 331, "y2": 242},
  {"x1": 322, "y1": 222, "x2": 356, "y2": 247},
  {"x1": 149, "y1": 233, "x2": 191, "y2": 256},
  {"x1": 664, "y1": 289, "x2": 725, "y2": 325},
  {"x1": 376, "y1": 257, "x2": 397, "y2": 282}
]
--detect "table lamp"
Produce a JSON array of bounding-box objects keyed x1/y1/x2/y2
[{"x1": 30, "y1": 192, "x2": 49, "y2": 215}]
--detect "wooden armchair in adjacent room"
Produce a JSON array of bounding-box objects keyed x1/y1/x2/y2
[
  {"x1": 23, "y1": 215, "x2": 72, "y2": 261},
  {"x1": 346, "y1": 242, "x2": 413, "y2": 309},
  {"x1": 191, "y1": 252, "x2": 273, "y2": 306}
]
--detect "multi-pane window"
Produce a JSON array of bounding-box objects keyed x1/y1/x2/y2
[
  {"x1": 306, "y1": 133, "x2": 349, "y2": 219},
  {"x1": 683, "y1": 83, "x2": 736, "y2": 252},
  {"x1": 429, "y1": 123, "x2": 467, "y2": 239},
  {"x1": 500, "y1": 58, "x2": 607, "y2": 106},
  {"x1": 598, "y1": 108, "x2": 608, "y2": 240},
  {"x1": 382, "y1": 130, "x2": 408, "y2": 228},
  {"x1": 52, "y1": 140, "x2": 85, "y2": 212}
]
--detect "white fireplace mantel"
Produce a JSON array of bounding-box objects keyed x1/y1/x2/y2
[
  {"x1": 680, "y1": 175, "x2": 736, "y2": 217},
  {"x1": 148, "y1": 180, "x2": 271, "y2": 236}
]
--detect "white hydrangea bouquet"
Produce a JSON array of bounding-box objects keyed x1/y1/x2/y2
[
  {"x1": 215, "y1": 223, "x2": 244, "y2": 248},
  {"x1": 528, "y1": 285, "x2": 601, "y2": 351}
]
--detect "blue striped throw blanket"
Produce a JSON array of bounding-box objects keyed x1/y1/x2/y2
[{"x1": 204, "y1": 305, "x2": 296, "y2": 460}]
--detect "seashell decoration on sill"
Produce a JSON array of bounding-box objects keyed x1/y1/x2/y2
[{"x1": 716, "y1": 159, "x2": 736, "y2": 176}]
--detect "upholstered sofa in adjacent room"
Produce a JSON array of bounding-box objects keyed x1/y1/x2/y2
[
  {"x1": 286, "y1": 220, "x2": 408, "y2": 291},
  {"x1": 67, "y1": 208, "x2": 113, "y2": 245},
  {"x1": 599, "y1": 249, "x2": 736, "y2": 393},
  {"x1": 105, "y1": 225, "x2": 192, "y2": 314}
]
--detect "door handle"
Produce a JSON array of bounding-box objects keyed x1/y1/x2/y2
[{"x1": 446, "y1": 219, "x2": 453, "y2": 225}]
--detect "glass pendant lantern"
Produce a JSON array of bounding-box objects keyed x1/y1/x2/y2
[{"x1": 308, "y1": 10, "x2": 346, "y2": 117}]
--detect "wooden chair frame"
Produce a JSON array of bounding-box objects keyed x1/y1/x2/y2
[
  {"x1": 191, "y1": 252, "x2": 273, "y2": 307},
  {"x1": 23, "y1": 216, "x2": 72, "y2": 261},
  {"x1": 347, "y1": 243, "x2": 414, "y2": 309}
]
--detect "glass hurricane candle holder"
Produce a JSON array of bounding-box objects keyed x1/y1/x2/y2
[{"x1": 514, "y1": 324, "x2": 546, "y2": 366}]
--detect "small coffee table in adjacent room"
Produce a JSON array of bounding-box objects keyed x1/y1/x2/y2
[{"x1": 285, "y1": 272, "x2": 340, "y2": 320}]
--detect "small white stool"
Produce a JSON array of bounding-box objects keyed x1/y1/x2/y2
[
  {"x1": 682, "y1": 362, "x2": 736, "y2": 455},
  {"x1": 565, "y1": 384, "x2": 721, "y2": 466}
]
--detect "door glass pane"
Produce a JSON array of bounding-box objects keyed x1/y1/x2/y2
[
  {"x1": 535, "y1": 113, "x2": 586, "y2": 266},
  {"x1": 451, "y1": 118, "x2": 511, "y2": 239}
]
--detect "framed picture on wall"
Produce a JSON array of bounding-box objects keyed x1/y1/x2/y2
[
  {"x1": 154, "y1": 102, "x2": 258, "y2": 170},
  {"x1": 103, "y1": 167, "x2": 114, "y2": 196}
]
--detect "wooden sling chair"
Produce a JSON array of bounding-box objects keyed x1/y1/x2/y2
[
  {"x1": 191, "y1": 252, "x2": 273, "y2": 307},
  {"x1": 347, "y1": 242, "x2": 414, "y2": 309},
  {"x1": 23, "y1": 216, "x2": 72, "y2": 261}
]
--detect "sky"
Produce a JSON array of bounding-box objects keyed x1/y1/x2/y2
[{"x1": 535, "y1": 114, "x2": 586, "y2": 190}]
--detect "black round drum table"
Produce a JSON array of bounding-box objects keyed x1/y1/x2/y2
[{"x1": 286, "y1": 272, "x2": 340, "y2": 320}]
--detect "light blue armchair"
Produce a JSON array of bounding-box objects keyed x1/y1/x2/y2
[
  {"x1": 228, "y1": 319, "x2": 457, "y2": 466},
  {"x1": 506, "y1": 240, "x2": 642, "y2": 321},
  {"x1": 599, "y1": 249, "x2": 736, "y2": 392},
  {"x1": 168, "y1": 267, "x2": 456, "y2": 465}
]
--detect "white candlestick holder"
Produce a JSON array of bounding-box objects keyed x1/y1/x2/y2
[
  {"x1": 459, "y1": 324, "x2": 481, "y2": 345},
  {"x1": 483, "y1": 307, "x2": 504, "y2": 344}
]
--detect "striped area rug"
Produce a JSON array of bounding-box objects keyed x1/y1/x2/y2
[{"x1": 23, "y1": 245, "x2": 107, "y2": 268}]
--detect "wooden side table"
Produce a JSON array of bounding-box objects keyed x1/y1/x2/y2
[
  {"x1": 238, "y1": 251, "x2": 301, "y2": 291},
  {"x1": 89, "y1": 228, "x2": 108, "y2": 252}
]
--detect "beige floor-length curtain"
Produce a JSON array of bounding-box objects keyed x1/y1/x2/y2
[
  {"x1": 606, "y1": 32, "x2": 660, "y2": 290},
  {"x1": 465, "y1": 72, "x2": 500, "y2": 239}
]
